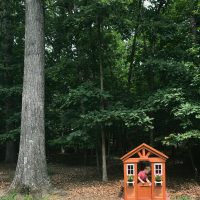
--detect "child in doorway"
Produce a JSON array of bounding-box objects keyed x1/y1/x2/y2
[{"x1": 138, "y1": 166, "x2": 151, "y2": 185}]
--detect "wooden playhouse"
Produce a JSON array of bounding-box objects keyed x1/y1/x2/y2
[{"x1": 121, "y1": 143, "x2": 169, "y2": 200}]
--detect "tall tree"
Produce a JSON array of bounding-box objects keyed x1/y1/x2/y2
[
  {"x1": 97, "y1": 15, "x2": 108, "y2": 181},
  {"x1": 127, "y1": 0, "x2": 142, "y2": 89},
  {"x1": 10, "y1": 0, "x2": 50, "y2": 195}
]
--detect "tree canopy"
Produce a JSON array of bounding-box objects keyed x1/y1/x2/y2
[{"x1": 0, "y1": 0, "x2": 200, "y2": 180}]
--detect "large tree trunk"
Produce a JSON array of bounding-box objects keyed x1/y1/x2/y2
[{"x1": 10, "y1": 0, "x2": 50, "y2": 195}]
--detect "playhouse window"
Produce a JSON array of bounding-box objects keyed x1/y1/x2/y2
[
  {"x1": 127, "y1": 164, "x2": 134, "y2": 175},
  {"x1": 154, "y1": 163, "x2": 162, "y2": 175}
]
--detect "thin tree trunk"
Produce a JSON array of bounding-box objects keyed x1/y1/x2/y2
[
  {"x1": 127, "y1": 27, "x2": 138, "y2": 88},
  {"x1": 61, "y1": 146, "x2": 65, "y2": 154},
  {"x1": 96, "y1": 146, "x2": 100, "y2": 172},
  {"x1": 4, "y1": 100, "x2": 16, "y2": 163},
  {"x1": 107, "y1": 131, "x2": 110, "y2": 158},
  {"x1": 190, "y1": 17, "x2": 197, "y2": 40},
  {"x1": 150, "y1": 130, "x2": 154, "y2": 147},
  {"x1": 189, "y1": 148, "x2": 198, "y2": 179},
  {"x1": 84, "y1": 149, "x2": 87, "y2": 166},
  {"x1": 190, "y1": 0, "x2": 198, "y2": 42},
  {"x1": 127, "y1": 0, "x2": 142, "y2": 89},
  {"x1": 10, "y1": 0, "x2": 50, "y2": 195},
  {"x1": 5, "y1": 141, "x2": 16, "y2": 163},
  {"x1": 60, "y1": 130, "x2": 65, "y2": 154},
  {"x1": 95, "y1": 135, "x2": 101, "y2": 173},
  {"x1": 101, "y1": 126, "x2": 108, "y2": 181},
  {"x1": 97, "y1": 16, "x2": 108, "y2": 181}
]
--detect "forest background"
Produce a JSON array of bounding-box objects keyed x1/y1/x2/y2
[{"x1": 0, "y1": 0, "x2": 200, "y2": 199}]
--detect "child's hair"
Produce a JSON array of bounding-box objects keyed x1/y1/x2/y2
[{"x1": 145, "y1": 166, "x2": 151, "y2": 171}]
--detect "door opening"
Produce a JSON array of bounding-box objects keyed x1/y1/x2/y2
[{"x1": 137, "y1": 161, "x2": 152, "y2": 200}]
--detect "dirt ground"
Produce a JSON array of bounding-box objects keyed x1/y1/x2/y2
[{"x1": 0, "y1": 164, "x2": 199, "y2": 200}]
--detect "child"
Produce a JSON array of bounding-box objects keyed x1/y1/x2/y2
[{"x1": 138, "y1": 166, "x2": 151, "y2": 185}]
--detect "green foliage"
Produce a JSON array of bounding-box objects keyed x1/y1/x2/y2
[
  {"x1": 79, "y1": 108, "x2": 153, "y2": 131},
  {"x1": 1, "y1": 0, "x2": 200, "y2": 166},
  {"x1": 173, "y1": 102, "x2": 200, "y2": 129},
  {"x1": 0, "y1": 189, "x2": 52, "y2": 200},
  {"x1": 60, "y1": 82, "x2": 112, "y2": 108},
  {"x1": 0, "y1": 128, "x2": 20, "y2": 143},
  {"x1": 144, "y1": 88, "x2": 185, "y2": 112},
  {"x1": 0, "y1": 194, "x2": 48, "y2": 200},
  {"x1": 0, "y1": 86, "x2": 22, "y2": 98},
  {"x1": 44, "y1": 0, "x2": 200, "y2": 155},
  {"x1": 163, "y1": 130, "x2": 200, "y2": 146},
  {"x1": 172, "y1": 196, "x2": 193, "y2": 200},
  {"x1": 49, "y1": 130, "x2": 95, "y2": 149},
  {"x1": 155, "y1": 175, "x2": 162, "y2": 182},
  {"x1": 127, "y1": 175, "x2": 134, "y2": 182},
  {"x1": 0, "y1": 0, "x2": 23, "y2": 148},
  {"x1": 0, "y1": 194, "x2": 16, "y2": 200}
]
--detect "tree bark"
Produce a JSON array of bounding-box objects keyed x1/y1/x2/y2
[
  {"x1": 150, "y1": 130, "x2": 154, "y2": 147},
  {"x1": 96, "y1": 145, "x2": 100, "y2": 173},
  {"x1": 61, "y1": 146, "x2": 65, "y2": 154},
  {"x1": 189, "y1": 148, "x2": 198, "y2": 180},
  {"x1": 97, "y1": 15, "x2": 108, "y2": 181},
  {"x1": 127, "y1": 26, "x2": 139, "y2": 89},
  {"x1": 190, "y1": 0, "x2": 198, "y2": 42},
  {"x1": 127, "y1": 0, "x2": 142, "y2": 89},
  {"x1": 101, "y1": 126, "x2": 108, "y2": 181},
  {"x1": 10, "y1": 0, "x2": 50, "y2": 195}
]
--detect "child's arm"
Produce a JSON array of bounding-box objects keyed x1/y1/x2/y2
[
  {"x1": 146, "y1": 178, "x2": 151, "y2": 185},
  {"x1": 138, "y1": 176, "x2": 145, "y2": 184}
]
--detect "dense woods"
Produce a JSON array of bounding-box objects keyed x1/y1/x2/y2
[{"x1": 0, "y1": 0, "x2": 200, "y2": 198}]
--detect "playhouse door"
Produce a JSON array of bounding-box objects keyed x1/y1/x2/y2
[{"x1": 137, "y1": 183, "x2": 152, "y2": 200}]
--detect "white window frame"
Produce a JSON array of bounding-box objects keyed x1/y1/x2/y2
[
  {"x1": 154, "y1": 163, "x2": 162, "y2": 175},
  {"x1": 127, "y1": 164, "x2": 135, "y2": 176}
]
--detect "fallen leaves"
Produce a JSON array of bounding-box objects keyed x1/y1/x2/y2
[{"x1": 0, "y1": 164, "x2": 199, "y2": 199}]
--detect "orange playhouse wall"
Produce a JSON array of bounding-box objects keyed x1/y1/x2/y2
[
  {"x1": 124, "y1": 163, "x2": 137, "y2": 200},
  {"x1": 124, "y1": 161, "x2": 167, "y2": 200},
  {"x1": 151, "y1": 162, "x2": 166, "y2": 200}
]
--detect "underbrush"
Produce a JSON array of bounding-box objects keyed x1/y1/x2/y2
[
  {"x1": 0, "y1": 194, "x2": 48, "y2": 200},
  {"x1": 172, "y1": 195, "x2": 195, "y2": 200},
  {"x1": 0, "y1": 194, "x2": 30, "y2": 200}
]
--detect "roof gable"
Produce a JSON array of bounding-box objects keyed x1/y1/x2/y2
[{"x1": 121, "y1": 143, "x2": 168, "y2": 161}]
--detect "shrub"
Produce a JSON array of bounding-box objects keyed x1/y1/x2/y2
[
  {"x1": 127, "y1": 175, "x2": 134, "y2": 182},
  {"x1": 155, "y1": 175, "x2": 162, "y2": 182}
]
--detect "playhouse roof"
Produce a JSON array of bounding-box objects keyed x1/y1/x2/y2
[{"x1": 121, "y1": 143, "x2": 168, "y2": 161}]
